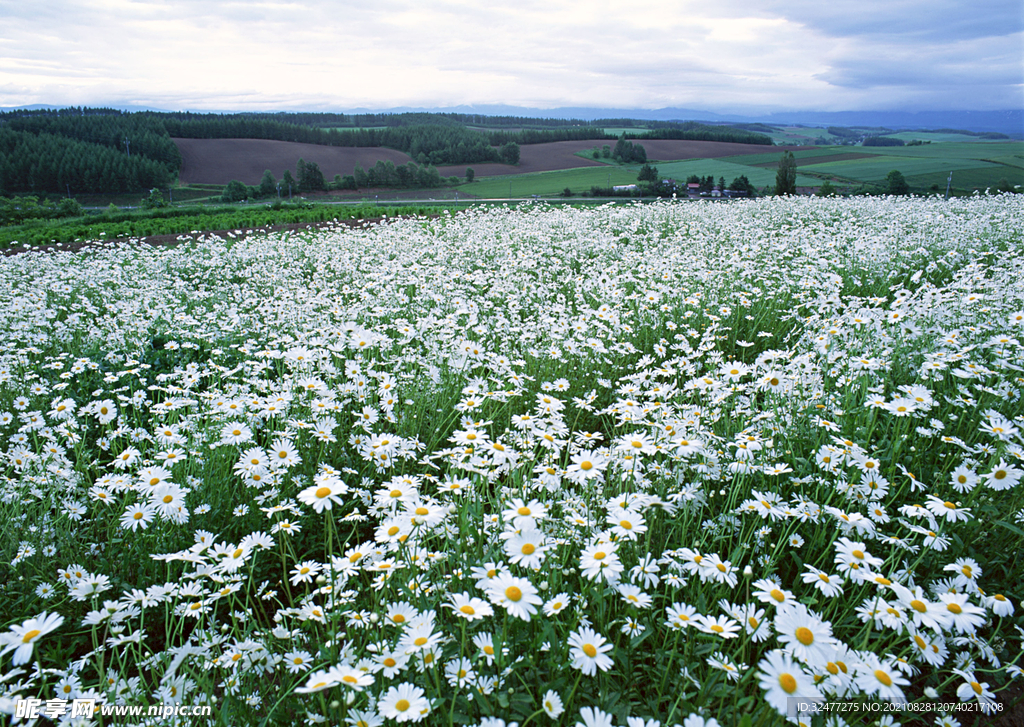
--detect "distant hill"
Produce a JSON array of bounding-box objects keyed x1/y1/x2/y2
[{"x1": 3, "y1": 105, "x2": 1019, "y2": 135}]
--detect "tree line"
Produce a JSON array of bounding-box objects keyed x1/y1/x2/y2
[
  {"x1": 220, "y1": 157, "x2": 463, "y2": 202},
  {"x1": 0, "y1": 128, "x2": 175, "y2": 195},
  {"x1": 0, "y1": 108, "x2": 774, "y2": 196}
]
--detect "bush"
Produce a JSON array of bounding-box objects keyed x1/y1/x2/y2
[{"x1": 221, "y1": 180, "x2": 249, "y2": 203}]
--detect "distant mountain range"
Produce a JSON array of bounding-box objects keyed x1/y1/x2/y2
[{"x1": 3, "y1": 104, "x2": 1021, "y2": 136}]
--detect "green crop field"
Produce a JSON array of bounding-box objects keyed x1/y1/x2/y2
[
  {"x1": 989, "y1": 155, "x2": 1024, "y2": 169},
  {"x1": 905, "y1": 166, "x2": 1024, "y2": 192},
  {"x1": 864, "y1": 141, "x2": 1024, "y2": 160},
  {"x1": 647, "y1": 158, "x2": 821, "y2": 188},
  {"x1": 800, "y1": 156, "x2": 1000, "y2": 183},
  {"x1": 459, "y1": 166, "x2": 643, "y2": 198},
  {"x1": 883, "y1": 131, "x2": 998, "y2": 143},
  {"x1": 718, "y1": 147, "x2": 865, "y2": 167},
  {"x1": 602, "y1": 127, "x2": 650, "y2": 137}
]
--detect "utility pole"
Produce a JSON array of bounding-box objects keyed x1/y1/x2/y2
[
  {"x1": 945, "y1": 172, "x2": 952, "y2": 200},
  {"x1": 124, "y1": 137, "x2": 130, "y2": 157}
]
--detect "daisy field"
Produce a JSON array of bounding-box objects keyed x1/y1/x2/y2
[{"x1": 0, "y1": 196, "x2": 1022, "y2": 726}]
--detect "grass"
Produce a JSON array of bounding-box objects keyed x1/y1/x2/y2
[
  {"x1": 650, "y1": 159, "x2": 820, "y2": 189},
  {"x1": 0, "y1": 202, "x2": 456, "y2": 251},
  {"x1": 905, "y1": 167, "x2": 1024, "y2": 193},
  {"x1": 799, "y1": 156, "x2": 1000, "y2": 183},
  {"x1": 459, "y1": 166, "x2": 642, "y2": 198}
]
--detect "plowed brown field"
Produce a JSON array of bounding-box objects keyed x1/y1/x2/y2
[
  {"x1": 173, "y1": 138, "x2": 417, "y2": 185},
  {"x1": 174, "y1": 137, "x2": 794, "y2": 185}
]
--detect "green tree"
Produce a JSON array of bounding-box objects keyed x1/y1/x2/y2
[
  {"x1": 728, "y1": 175, "x2": 756, "y2": 196},
  {"x1": 637, "y1": 163, "x2": 659, "y2": 184},
  {"x1": 816, "y1": 180, "x2": 838, "y2": 197},
  {"x1": 775, "y1": 152, "x2": 797, "y2": 195},
  {"x1": 259, "y1": 169, "x2": 277, "y2": 197},
  {"x1": 221, "y1": 180, "x2": 248, "y2": 202},
  {"x1": 466, "y1": 168, "x2": 475, "y2": 183},
  {"x1": 297, "y1": 158, "x2": 326, "y2": 192},
  {"x1": 499, "y1": 142, "x2": 520, "y2": 165},
  {"x1": 885, "y1": 170, "x2": 909, "y2": 195},
  {"x1": 141, "y1": 187, "x2": 166, "y2": 208},
  {"x1": 281, "y1": 170, "x2": 296, "y2": 197}
]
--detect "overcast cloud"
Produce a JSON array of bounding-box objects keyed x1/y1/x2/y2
[{"x1": 0, "y1": 0, "x2": 1020, "y2": 112}]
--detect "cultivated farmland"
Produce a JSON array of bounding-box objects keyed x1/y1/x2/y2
[
  {"x1": 1, "y1": 197, "x2": 1023, "y2": 726},
  {"x1": 174, "y1": 138, "x2": 418, "y2": 185}
]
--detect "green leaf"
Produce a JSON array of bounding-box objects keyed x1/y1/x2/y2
[{"x1": 994, "y1": 520, "x2": 1024, "y2": 538}]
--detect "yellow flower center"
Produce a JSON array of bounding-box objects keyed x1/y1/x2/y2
[
  {"x1": 874, "y1": 670, "x2": 892, "y2": 687},
  {"x1": 460, "y1": 605, "x2": 475, "y2": 615},
  {"x1": 22, "y1": 629, "x2": 41, "y2": 643},
  {"x1": 947, "y1": 603, "x2": 963, "y2": 615},
  {"x1": 583, "y1": 644, "x2": 598, "y2": 658},
  {"x1": 770, "y1": 589, "x2": 785, "y2": 602},
  {"x1": 521, "y1": 543, "x2": 536, "y2": 555},
  {"x1": 795, "y1": 627, "x2": 815, "y2": 646},
  {"x1": 910, "y1": 600, "x2": 927, "y2": 613},
  {"x1": 505, "y1": 586, "x2": 522, "y2": 602},
  {"x1": 395, "y1": 699, "x2": 410, "y2": 712},
  {"x1": 315, "y1": 487, "x2": 331, "y2": 499},
  {"x1": 778, "y1": 673, "x2": 798, "y2": 694}
]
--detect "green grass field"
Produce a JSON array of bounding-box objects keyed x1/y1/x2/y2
[
  {"x1": 648, "y1": 158, "x2": 820, "y2": 189},
  {"x1": 905, "y1": 167, "x2": 1024, "y2": 192},
  {"x1": 799, "y1": 155, "x2": 1001, "y2": 183},
  {"x1": 883, "y1": 131, "x2": 998, "y2": 143},
  {"x1": 714, "y1": 141, "x2": 1024, "y2": 190},
  {"x1": 459, "y1": 166, "x2": 643, "y2": 198}
]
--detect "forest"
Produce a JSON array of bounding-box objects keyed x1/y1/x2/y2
[{"x1": 0, "y1": 108, "x2": 773, "y2": 195}]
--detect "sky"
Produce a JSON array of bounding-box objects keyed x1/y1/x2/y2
[{"x1": 0, "y1": 0, "x2": 1021, "y2": 114}]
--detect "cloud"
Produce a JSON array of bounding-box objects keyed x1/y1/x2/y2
[{"x1": 0, "y1": 0, "x2": 1020, "y2": 112}]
